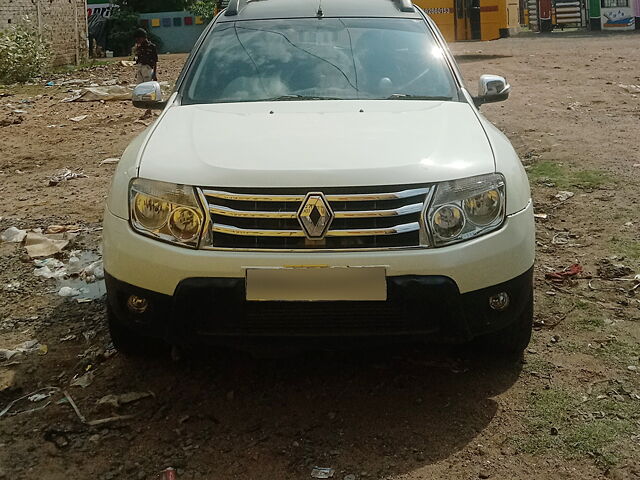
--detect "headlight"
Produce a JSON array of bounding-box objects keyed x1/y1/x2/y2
[
  {"x1": 427, "y1": 174, "x2": 505, "y2": 246},
  {"x1": 129, "y1": 178, "x2": 205, "y2": 247}
]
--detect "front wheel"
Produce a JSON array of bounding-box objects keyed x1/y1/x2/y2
[{"x1": 475, "y1": 289, "x2": 534, "y2": 360}]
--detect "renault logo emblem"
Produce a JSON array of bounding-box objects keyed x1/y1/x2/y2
[{"x1": 297, "y1": 192, "x2": 334, "y2": 240}]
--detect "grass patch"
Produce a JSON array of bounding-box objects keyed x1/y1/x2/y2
[
  {"x1": 523, "y1": 356, "x2": 557, "y2": 376},
  {"x1": 590, "y1": 337, "x2": 639, "y2": 364},
  {"x1": 611, "y1": 237, "x2": 640, "y2": 260},
  {"x1": 49, "y1": 59, "x2": 113, "y2": 74},
  {"x1": 573, "y1": 300, "x2": 605, "y2": 331},
  {"x1": 518, "y1": 387, "x2": 637, "y2": 468},
  {"x1": 526, "y1": 161, "x2": 613, "y2": 189}
]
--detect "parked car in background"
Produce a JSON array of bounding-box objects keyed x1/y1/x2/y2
[{"x1": 103, "y1": 0, "x2": 535, "y2": 359}]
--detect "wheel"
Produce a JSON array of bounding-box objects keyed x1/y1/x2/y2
[
  {"x1": 107, "y1": 304, "x2": 164, "y2": 356},
  {"x1": 475, "y1": 289, "x2": 533, "y2": 360}
]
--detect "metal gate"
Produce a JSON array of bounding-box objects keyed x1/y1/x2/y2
[
  {"x1": 527, "y1": 0, "x2": 587, "y2": 29},
  {"x1": 554, "y1": 0, "x2": 587, "y2": 27}
]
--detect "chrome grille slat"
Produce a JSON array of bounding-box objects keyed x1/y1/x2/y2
[
  {"x1": 203, "y1": 187, "x2": 430, "y2": 203},
  {"x1": 326, "y1": 188, "x2": 430, "y2": 201},
  {"x1": 201, "y1": 185, "x2": 431, "y2": 250},
  {"x1": 212, "y1": 222, "x2": 420, "y2": 238},
  {"x1": 205, "y1": 190, "x2": 304, "y2": 202},
  {"x1": 335, "y1": 203, "x2": 424, "y2": 218},
  {"x1": 210, "y1": 205, "x2": 297, "y2": 219},
  {"x1": 213, "y1": 224, "x2": 305, "y2": 237},
  {"x1": 209, "y1": 202, "x2": 424, "y2": 219}
]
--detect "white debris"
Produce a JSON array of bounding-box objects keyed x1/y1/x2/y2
[
  {"x1": 99, "y1": 158, "x2": 120, "y2": 166},
  {"x1": 0, "y1": 339, "x2": 42, "y2": 361},
  {"x1": 25, "y1": 232, "x2": 73, "y2": 258},
  {"x1": 81, "y1": 260, "x2": 104, "y2": 282},
  {"x1": 70, "y1": 371, "x2": 94, "y2": 388},
  {"x1": 0, "y1": 226, "x2": 27, "y2": 243},
  {"x1": 97, "y1": 391, "x2": 153, "y2": 408},
  {"x1": 48, "y1": 168, "x2": 87, "y2": 186},
  {"x1": 311, "y1": 467, "x2": 335, "y2": 479},
  {"x1": 619, "y1": 83, "x2": 640, "y2": 94},
  {"x1": 66, "y1": 256, "x2": 83, "y2": 275},
  {"x1": 2, "y1": 281, "x2": 21, "y2": 292},
  {"x1": 33, "y1": 258, "x2": 67, "y2": 279},
  {"x1": 69, "y1": 115, "x2": 88, "y2": 122},
  {"x1": 64, "y1": 85, "x2": 133, "y2": 102},
  {"x1": 58, "y1": 286, "x2": 81, "y2": 297},
  {"x1": 555, "y1": 191, "x2": 575, "y2": 202},
  {"x1": 60, "y1": 78, "x2": 90, "y2": 86},
  {"x1": 28, "y1": 393, "x2": 50, "y2": 402}
]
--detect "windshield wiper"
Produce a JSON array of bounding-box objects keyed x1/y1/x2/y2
[
  {"x1": 386, "y1": 94, "x2": 453, "y2": 101},
  {"x1": 263, "y1": 94, "x2": 341, "y2": 101}
]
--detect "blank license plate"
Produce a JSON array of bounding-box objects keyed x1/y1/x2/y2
[{"x1": 245, "y1": 267, "x2": 387, "y2": 301}]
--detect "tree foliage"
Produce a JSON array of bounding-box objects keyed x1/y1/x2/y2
[
  {"x1": 106, "y1": 10, "x2": 162, "y2": 57},
  {"x1": 189, "y1": 0, "x2": 217, "y2": 19},
  {"x1": 0, "y1": 22, "x2": 50, "y2": 84},
  {"x1": 106, "y1": 9, "x2": 142, "y2": 57}
]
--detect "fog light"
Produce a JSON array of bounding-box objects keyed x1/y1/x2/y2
[
  {"x1": 127, "y1": 295, "x2": 148, "y2": 314},
  {"x1": 489, "y1": 292, "x2": 510, "y2": 311}
]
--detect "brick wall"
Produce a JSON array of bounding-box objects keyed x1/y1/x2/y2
[{"x1": 0, "y1": 0, "x2": 88, "y2": 66}]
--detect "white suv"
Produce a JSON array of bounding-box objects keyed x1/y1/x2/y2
[{"x1": 103, "y1": 0, "x2": 535, "y2": 358}]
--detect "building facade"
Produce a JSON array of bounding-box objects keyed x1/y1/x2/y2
[
  {"x1": 0, "y1": 0, "x2": 89, "y2": 66},
  {"x1": 416, "y1": 0, "x2": 520, "y2": 41}
]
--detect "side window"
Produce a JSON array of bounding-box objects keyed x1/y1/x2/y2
[{"x1": 601, "y1": 0, "x2": 629, "y2": 6}]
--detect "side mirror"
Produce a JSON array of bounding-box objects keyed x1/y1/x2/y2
[
  {"x1": 132, "y1": 81, "x2": 166, "y2": 110},
  {"x1": 473, "y1": 74, "x2": 511, "y2": 107}
]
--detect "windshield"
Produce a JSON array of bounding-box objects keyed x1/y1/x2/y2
[{"x1": 181, "y1": 17, "x2": 458, "y2": 104}]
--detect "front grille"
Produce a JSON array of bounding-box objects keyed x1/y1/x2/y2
[{"x1": 200, "y1": 185, "x2": 432, "y2": 250}]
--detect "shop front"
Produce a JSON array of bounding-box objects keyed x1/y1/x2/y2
[
  {"x1": 415, "y1": 0, "x2": 520, "y2": 41},
  {"x1": 600, "y1": 0, "x2": 637, "y2": 30}
]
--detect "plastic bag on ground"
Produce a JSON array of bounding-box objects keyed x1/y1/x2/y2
[{"x1": 0, "y1": 227, "x2": 27, "y2": 243}]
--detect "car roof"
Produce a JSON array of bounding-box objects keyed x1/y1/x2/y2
[{"x1": 218, "y1": 0, "x2": 423, "y2": 21}]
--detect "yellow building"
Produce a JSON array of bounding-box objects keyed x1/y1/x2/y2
[{"x1": 415, "y1": 0, "x2": 520, "y2": 41}]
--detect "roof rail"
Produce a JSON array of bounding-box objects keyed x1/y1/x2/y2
[
  {"x1": 224, "y1": 0, "x2": 246, "y2": 16},
  {"x1": 393, "y1": 0, "x2": 415, "y2": 12}
]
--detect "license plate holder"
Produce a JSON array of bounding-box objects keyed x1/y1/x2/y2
[{"x1": 245, "y1": 266, "x2": 387, "y2": 301}]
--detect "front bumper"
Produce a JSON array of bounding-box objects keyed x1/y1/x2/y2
[
  {"x1": 105, "y1": 266, "x2": 533, "y2": 345},
  {"x1": 103, "y1": 201, "x2": 534, "y2": 296}
]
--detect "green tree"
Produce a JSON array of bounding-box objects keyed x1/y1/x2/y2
[
  {"x1": 189, "y1": 0, "x2": 217, "y2": 19},
  {"x1": 106, "y1": 9, "x2": 162, "y2": 57}
]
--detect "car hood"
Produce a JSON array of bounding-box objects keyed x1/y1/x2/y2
[{"x1": 139, "y1": 100, "x2": 495, "y2": 187}]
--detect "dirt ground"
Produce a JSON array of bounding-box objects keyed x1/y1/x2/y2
[{"x1": 1, "y1": 32, "x2": 639, "y2": 480}]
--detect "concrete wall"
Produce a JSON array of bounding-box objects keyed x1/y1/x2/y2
[
  {"x1": 138, "y1": 11, "x2": 207, "y2": 54},
  {"x1": 0, "y1": 0, "x2": 89, "y2": 66}
]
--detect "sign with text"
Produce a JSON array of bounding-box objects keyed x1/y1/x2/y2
[{"x1": 87, "y1": 3, "x2": 120, "y2": 17}]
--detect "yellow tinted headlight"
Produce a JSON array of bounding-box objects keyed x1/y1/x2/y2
[
  {"x1": 432, "y1": 204, "x2": 465, "y2": 238},
  {"x1": 426, "y1": 174, "x2": 506, "y2": 247},
  {"x1": 133, "y1": 193, "x2": 172, "y2": 230},
  {"x1": 168, "y1": 207, "x2": 202, "y2": 242},
  {"x1": 463, "y1": 189, "x2": 501, "y2": 226},
  {"x1": 129, "y1": 178, "x2": 205, "y2": 248}
]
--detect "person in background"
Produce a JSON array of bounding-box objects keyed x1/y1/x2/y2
[{"x1": 133, "y1": 28, "x2": 158, "y2": 83}]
